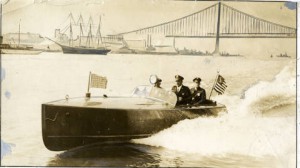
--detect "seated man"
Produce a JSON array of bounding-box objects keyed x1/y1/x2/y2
[
  {"x1": 172, "y1": 75, "x2": 191, "y2": 106},
  {"x1": 190, "y1": 77, "x2": 206, "y2": 106}
]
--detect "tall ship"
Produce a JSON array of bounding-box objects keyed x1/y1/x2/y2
[{"x1": 52, "y1": 14, "x2": 111, "y2": 55}]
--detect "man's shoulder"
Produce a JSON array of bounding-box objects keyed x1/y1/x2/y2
[{"x1": 182, "y1": 85, "x2": 191, "y2": 92}]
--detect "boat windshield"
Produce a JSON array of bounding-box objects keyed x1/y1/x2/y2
[
  {"x1": 131, "y1": 85, "x2": 177, "y2": 107},
  {"x1": 131, "y1": 85, "x2": 152, "y2": 97}
]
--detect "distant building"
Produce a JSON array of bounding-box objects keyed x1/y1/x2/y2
[
  {"x1": 53, "y1": 29, "x2": 69, "y2": 44},
  {"x1": 55, "y1": 29, "x2": 60, "y2": 38},
  {"x1": 3, "y1": 33, "x2": 44, "y2": 44}
]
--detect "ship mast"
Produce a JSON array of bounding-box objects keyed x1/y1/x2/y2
[
  {"x1": 86, "y1": 16, "x2": 93, "y2": 48},
  {"x1": 96, "y1": 16, "x2": 102, "y2": 47},
  {"x1": 79, "y1": 23, "x2": 82, "y2": 46},
  {"x1": 86, "y1": 24, "x2": 92, "y2": 47},
  {"x1": 69, "y1": 22, "x2": 73, "y2": 46},
  {"x1": 68, "y1": 13, "x2": 74, "y2": 47},
  {"x1": 78, "y1": 14, "x2": 84, "y2": 47},
  {"x1": 18, "y1": 19, "x2": 21, "y2": 47},
  {"x1": 0, "y1": 0, "x2": 9, "y2": 45}
]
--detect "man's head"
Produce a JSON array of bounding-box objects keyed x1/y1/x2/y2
[
  {"x1": 193, "y1": 77, "x2": 201, "y2": 87},
  {"x1": 154, "y1": 78, "x2": 162, "y2": 88},
  {"x1": 175, "y1": 75, "x2": 184, "y2": 87}
]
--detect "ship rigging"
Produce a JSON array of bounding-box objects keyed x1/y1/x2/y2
[{"x1": 51, "y1": 13, "x2": 110, "y2": 55}]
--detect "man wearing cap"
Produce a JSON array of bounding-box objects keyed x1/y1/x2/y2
[
  {"x1": 190, "y1": 77, "x2": 206, "y2": 106},
  {"x1": 154, "y1": 78, "x2": 162, "y2": 88},
  {"x1": 172, "y1": 75, "x2": 191, "y2": 106}
]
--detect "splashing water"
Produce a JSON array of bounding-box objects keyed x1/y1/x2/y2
[
  {"x1": 238, "y1": 65, "x2": 296, "y2": 116},
  {"x1": 133, "y1": 65, "x2": 296, "y2": 167}
]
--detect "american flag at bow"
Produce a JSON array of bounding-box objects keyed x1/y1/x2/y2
[
  {"x1": 90, "y1": 73, "x2": 108, "y2": 89},
  {"x1": 213, "y1": 75, "x2": 227, "y2": 95}
]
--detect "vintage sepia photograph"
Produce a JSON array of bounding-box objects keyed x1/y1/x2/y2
[{"x1": 0, "y1": 0, "x2": 297, "y2": 167}]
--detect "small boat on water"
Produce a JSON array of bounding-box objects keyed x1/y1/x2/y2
[
  {"x1": 1, "y1": 49, "x2": 42, "y2": 55},
  {"x1": 276, "y1": 53, "x2": 291, "y2": 58},
  {"x1": 0, "y1": 44, "x2": 42, "y2": 55},
  {"x1": 0, "y1": 21, "x2": 42, "y2": 55},
  {"x1": 42, "y1": 84, "x2": 226, "y2": 151}
]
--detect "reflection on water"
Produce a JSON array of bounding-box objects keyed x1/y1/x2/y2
[
  {"x1": 48, "y1": 142, "x2": 163, "y2": 167},
  {"x1": 47, "y1": 141, "x2": 277, "y2": 167}
]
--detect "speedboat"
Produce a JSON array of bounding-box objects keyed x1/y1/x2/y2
[{"x1": 42, "y1": 79, "x2": 226, "y2": 151}]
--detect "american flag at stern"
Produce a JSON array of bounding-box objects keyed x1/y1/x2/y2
[{"x1": 213, "y1": 75, "x2": 227, "y2": 95}]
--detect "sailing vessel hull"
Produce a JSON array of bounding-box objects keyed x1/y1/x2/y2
[
  {"x1": 61, "y1": 45, "x2": 111, "y2": 55},
  {"x1": 42, "y1": 97, "x2": 225, "y2": 151}
]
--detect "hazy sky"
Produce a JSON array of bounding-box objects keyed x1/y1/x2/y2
[{"x1": 1, "y1": 0, "x2": 297, "y2": 37}]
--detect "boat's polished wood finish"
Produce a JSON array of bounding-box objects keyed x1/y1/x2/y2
[{"x1": 42, "y1": 96, "x2": 226, "y2": 151}]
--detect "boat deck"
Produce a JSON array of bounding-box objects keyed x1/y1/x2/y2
[{"x1": 44, "y1": 96, "x2": 225, "y2": 110}]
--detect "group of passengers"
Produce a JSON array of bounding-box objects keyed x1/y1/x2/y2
[{"x1": 154, "y1": 75, "x2": 207, "y2": 106}]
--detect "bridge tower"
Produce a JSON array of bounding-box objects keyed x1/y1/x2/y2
[
  {"x1": 114, "y1": 2, "x2": 296, "y2": 55},
  {"x1": 213, "y1": 2, "x2": 221, "y2": 55}
]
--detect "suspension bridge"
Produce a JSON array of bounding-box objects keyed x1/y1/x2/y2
[{"x1": 110, "y1": 2, "x2": 296, "y2": 54}]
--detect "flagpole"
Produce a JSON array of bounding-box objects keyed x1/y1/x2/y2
[
  {"x1": 209, "y1": 72, "x2": 219, "y2": 100},
  {"x1": 86, "y1": 71, "x2": 91, "y2": 98}
]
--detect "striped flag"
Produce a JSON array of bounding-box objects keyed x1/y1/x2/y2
[
  {"x1": 213, "y1": 75, "x2": 227, "y2": 95},
  {"x1": 90, "y1": 73, "x2": 107, "y2": 89}
]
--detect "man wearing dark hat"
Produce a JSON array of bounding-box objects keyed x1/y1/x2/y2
[
  {"x1": 172, "y1": 75, "x2": 191, "y2": 106},
  {"x1": 154, "y1": 78, "x2": 162, "y2": 88},
  {"x1": 190, "y1": 77, "x2": 206, "y2": 106}
]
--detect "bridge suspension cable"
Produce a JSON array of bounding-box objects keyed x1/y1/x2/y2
[
  {"x1": 115, "y1": 2, "x2": 296, "y2": 38},
  {"x1": 118, "y1": 3, "x2": 219, "y2": 37},
  {"x1": 220, "y1": 3, "x2": 296, "y2": 37}
]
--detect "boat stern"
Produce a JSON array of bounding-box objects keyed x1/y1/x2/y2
[{"x1": 41, "y1": 103, "x2": 139, "y2": 151}]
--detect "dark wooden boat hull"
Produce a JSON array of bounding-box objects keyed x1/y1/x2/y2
[
  {"x1": 42, "y1": 103, "x2": 225, "y2": 151},
  {"x1": 61, "y1": 45, "x2": 111, "y2": 55}
]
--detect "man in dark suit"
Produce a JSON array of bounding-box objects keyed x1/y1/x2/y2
[
  {"x1": 190, "y1": 77, "x2": 206, "y2": 106},
  {"x1": 172, "y1": 75, "x2": 191, "y2": 106}
]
